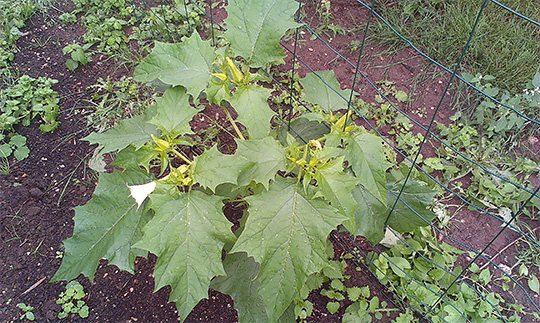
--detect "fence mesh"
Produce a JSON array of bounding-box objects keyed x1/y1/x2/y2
[{"x1": 128, "y1": 0, "x2": 540, "y2": 321}]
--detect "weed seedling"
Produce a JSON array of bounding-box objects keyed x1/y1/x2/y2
[
  {"x1": 56, "y1": 281, "x2": 89, "y2": 319},
  {"x1": 16, "y1": 303, "x2": 35, "y2": 321},
  {"x1": 62, "y1": 42, "x2": 92, "y2": 71},
  {"x1": 58, "y1": 12, "x2": 76, "y2": 24}
]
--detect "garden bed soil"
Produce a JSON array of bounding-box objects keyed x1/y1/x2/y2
[{"x1": 1, "y1": 0, "x2": 539, "y2": 322}]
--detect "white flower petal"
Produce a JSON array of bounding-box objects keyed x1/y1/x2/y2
[
  {"x1": 380, "y1": 227, "x2": 400, "y2": 248},
  {"x1": 127, "y1": 181, "x2": 156, "y2": 209}
]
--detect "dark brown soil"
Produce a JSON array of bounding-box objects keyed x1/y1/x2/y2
[{"x1": 1, "y1": 0, "x2": 539, "y2": 322}]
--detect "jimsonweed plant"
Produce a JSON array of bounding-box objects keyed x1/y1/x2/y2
[{"x1": 53, "y1": 1, "x2": 438, "y2": 322}]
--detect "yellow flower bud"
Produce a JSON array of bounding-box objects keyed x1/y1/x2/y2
[
  {"x1": 309, "y1": 139, "x2": 322, "y2": 150},
  {"x1": 211, "y1": 72, "x2": 228, "y2": 81},
  {"x1": 226, "y1": 57, "x2": 244, "y2": 83},
  {"x1": 151, "y1": 134, "x2": 170, "y2": 151}
]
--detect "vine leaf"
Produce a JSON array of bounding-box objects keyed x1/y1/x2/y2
[
  {"x1": 149, "y1": 86, "x2": 198, "y2": 137},
  {"x1": 344, "y1": 132, "x2": 392, "y2": 202},
  {"x1": 315, "y1": 157, "x2": 360, "y2": 232},
  {"x1": 191, "y1": 146, "x2": 253, "y2": 192},
  {"x1": 224, "y1": 0, "x2": 300, "y2": 67},
  {"x1": 52, "y1": 170, "x2": 153, "y2": 282},
  {"x1": 300, "y1": 70, "x2": 350, "y2": 112},
  {"x1": 352, "y1": 185, "x2": 387, "y2": 243},
  {"x1": 211, "y1": 252, "x2": 268, "y2": 323},
  {"x1": 84, "y1": 108, "x2": 157, "y2": 157},
  {"x1": 235, "y1": 137, "x2": 287, "y2": 189},
  {"x1": 385, "y1": 179, "x2": 437, "y2": 233},
  {"x1": 134, "y1": 189, "x2": 236, "y2": 322},
  {"x1": 228, "y1": 84, "x2": 274, "y2": 139},
  {"x1": 133, "y1": 32, "x2": 215, "y2": 97},
  {"x1": 231, "y1": 177, "x2": 345, "y2": 321}
]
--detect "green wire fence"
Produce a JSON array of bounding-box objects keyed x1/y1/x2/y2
[{"x1": 128, "y1": 0, "x2": 540, "y2": 321}]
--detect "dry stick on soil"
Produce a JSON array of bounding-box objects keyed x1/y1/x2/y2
[
  {"x1": 21, "y1": 277, "x2": 47, "y2": 296},
  {"x1": 478, "y1": 226, "x2": 540, "y2": 272}
]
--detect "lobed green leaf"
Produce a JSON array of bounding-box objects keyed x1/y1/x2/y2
[
  {"x1": 83, "y1": 108, "x2": 157, "y2": 157},
  {"x1": 224, "y1": 0, "x2": 300, "y2": 67},
  {"x1": 231, "y1": 177, "x2": 346, "y2": 321},
  {"x1": 52, "y1": 170, "x2": 153, "y2": 282},
  {"x1": 385, "y1": 179, "x2": 437, "y2": 233},
  {"x1": 300, "y1": 70, "x2": 351, "y2": 112},
  {"x1": 235, "y1": 137, "x2": 287, "y2": 189},
  {"x1": 134, "y1": 188, "x2": 236, "y2": 321},
  {"x1": 344, "y1": 131, "x2": 392, "y2": 202},
  {"x1": 228, "y1": 84, "x2": 274, "y2": 139},
  {"x1": 149, "y1": 86, "x2": 199, "y2": 137},
  {"x1": 211, "y1": 252, "x2": 268, "y2": 323},
  {"x1": 133, "y1": 32, "x2": 215, "y2": 97},
  {"x1": 191, "y1": 146, "x2": 253, "y2": 192}
]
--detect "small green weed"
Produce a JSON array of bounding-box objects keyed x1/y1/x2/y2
[
  {"x1": 62, "y1": 42, "x2": 92, "y2": 70},
  {"x1": 56, "y1": 281, "x2": 89, "y2": 319},
  {"x1": 16, "y1": 303, "x2": 35, "y2": 321},
  {"x1": 0, "y1": 134, "x2": 29, "y2": 161},
  {"x1": 85, "y1": 76, "x2": 155, "y2": 131},
  {"x1": 0, "y1": 75, "x2": 59, "y2": 161},
  {"x1": 64, "y1": 0, "x2": 203, "y2": 60},
  {"x1": 0, "y1": 0, "x2": 43, "y2": 77},
  {"x1": 58, "y1": 12, "x2": 76, "y2": 24},
  {"x1": 310, "y1": 0, "x2": 347, "y2": 41},
  {"x1": 293, "y1": 256, "x2": 398, "y2": 322},
  {"x1": 434, "y1": 73, "x2": 540, "y2": 218},
  {"x1": 371, "y1": 227, "x2": 523, "y2": 321}
]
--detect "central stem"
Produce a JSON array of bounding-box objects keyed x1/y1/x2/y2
[
  {"x1": 171, "y1": 148, "x2": 192, "y2": 165},
  {"x1": 222, "y1": 105, "x2": 246, "y2": 140},
  {"x1": 297, "y1": 145, "x2": 309, "y2": 183}
]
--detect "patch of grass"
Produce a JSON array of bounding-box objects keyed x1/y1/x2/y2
[
  {"x1": 370, "y1": 0, "x2": 540, "y2": 92},
  {"x1": 85, "y1": 76, "x2": 155, "y2": 131}
]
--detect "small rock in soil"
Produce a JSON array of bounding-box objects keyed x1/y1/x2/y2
[
  {"x1": 14, "y1": 186, "x2": 30, "y2": 200},
  {"x1": 29, "y1": 187, "x2": 44, "y2": 198},
  {"x1": 25, "y1": 206, "x2": 41, "y2": 216}
]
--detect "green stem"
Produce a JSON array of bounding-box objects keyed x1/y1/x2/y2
[
  {"x1": 297, "y1": 145, "x2": 309, "y2": 183},
  {"x1": 171, "y1": 148, "x2": 192, "y2": 165},
  {"x1": 222, "y1": 105, "x2": 246, "y2": 140}
]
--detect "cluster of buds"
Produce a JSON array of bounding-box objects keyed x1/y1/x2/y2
[{"x1": 211, "y1": 57, "x2": 246, "y2": 85}]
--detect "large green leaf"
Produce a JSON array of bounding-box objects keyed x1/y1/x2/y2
[
  {"x1": 352, "y1": 185, "x2": 387, "y2": 243},
  {"x1": 235, "y1": 137, "x2": 286, "y2": 189},
  {"x1": 133, "y1": 33, "x2": 215, "y2": 97},
  {"x1": 52, "y1": 170, "x2": 152, "y2": 282},
  {"x1": 386, "y1": 179, "x2": 437, "y2": 233},
  {"x1": 112, "y1": 144, "x2": 156, "y2": 172},
  {"x1": 211, "y1": 252, "x2": 268, "y2": 323},
  {"x1": 83, "y1": 109, "x2": 157, "y2": 157},
  {"x1": 224, "y1": 0, "x2": 300, "y2": 67},
  {"x1": 228, "y1": 84, "x2": 274, "y2": 139},
  {"x1": 315, "y1": 157, "x2": 360, "y2": 232},
  {"x1": 279, "y1": 117, "x2": 330, "y2": 145},
  {"x1": 344, "y1": 132, "x2": 392, "y2": 202},
  {"x1": 191, "y1": 146, "x2": 253, "y2": 192},
  {"x1": 300, "y1": 70, "x2": 351, "y2": 112},
  {"x1": 134, "y1": 189, "x2": 236, "y2": 321},
  {"x1": 231, "y1": 177, "x2": 345, "y2": 321},
  {"x1": 149, "y1": 86, "x2": 198, "y2": 137}
]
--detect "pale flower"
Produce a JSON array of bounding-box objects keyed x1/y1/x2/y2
[{"x1": 127, "y1": 181, "x2": 156, "y2": 209}]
